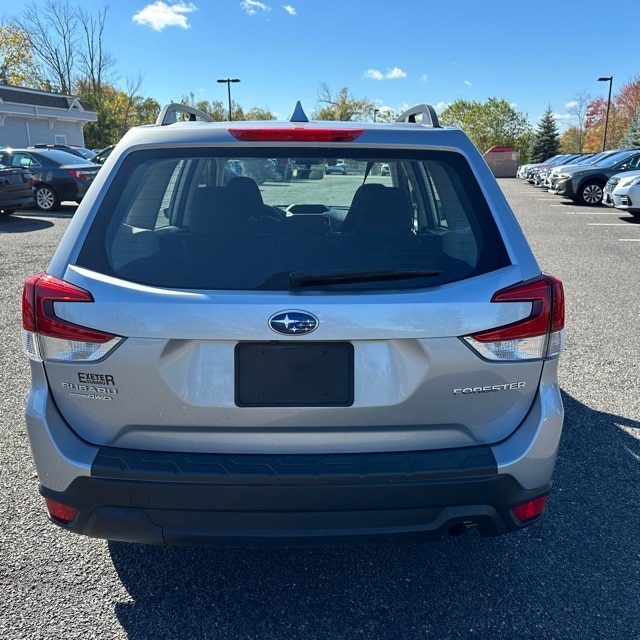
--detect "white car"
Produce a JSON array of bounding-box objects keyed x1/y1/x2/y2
[{"x1": 603, "y1": 169, "x2": 640, "y2": 215}]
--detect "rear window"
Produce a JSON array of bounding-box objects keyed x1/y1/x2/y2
[{"x1": 77, "y1": 149, "x2": 510, "y2": 291}]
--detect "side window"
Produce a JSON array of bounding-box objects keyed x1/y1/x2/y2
[{"x1": 11, "y1": 154, "x2": 37, "y2": 168}]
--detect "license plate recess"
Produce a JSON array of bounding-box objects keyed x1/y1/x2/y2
[{"x1": 235, "y1": 342, "x2": 354, "y2": 407}]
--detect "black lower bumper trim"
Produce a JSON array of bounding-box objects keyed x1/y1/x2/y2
[{"x1": 40, "y1": 447, "x2": 550, "y2": 546}]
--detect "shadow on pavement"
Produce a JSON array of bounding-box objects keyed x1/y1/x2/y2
[
  {"x1": 109, "y1": 392, "x2": 640, "y2": 640},
  {"x1": 0, "y1": 215, "x2": 54, "y2": 233}
]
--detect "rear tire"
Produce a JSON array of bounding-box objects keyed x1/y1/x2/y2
[
  {"x1": 35, "y1": 185, "x2": 60, "y2": 212},
  {"x1": 577, "y1": 181, "x2": 604, "y2": 206}
]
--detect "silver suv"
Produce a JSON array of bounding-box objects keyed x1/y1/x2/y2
[{"x1": 22, "y1": 102, "x2": 565, "y2": 545}]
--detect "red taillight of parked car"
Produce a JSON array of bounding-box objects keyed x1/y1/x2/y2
[
  {"x1": 22, "y1": 273, "x2": 121, "y2": 362},
  {"x1": 68, "y1": 169, "x2": 95, "y2": 180},
  {"x1": 228, "y1": 127, "x2": 365, "y2": 142},
  {"x1": 463, "y1": 274, "x2": 565, "y2": 361}
]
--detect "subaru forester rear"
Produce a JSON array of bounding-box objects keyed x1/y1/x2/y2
[{"x1": 22, "y1": 102, "x2": 564, "y2": 545}]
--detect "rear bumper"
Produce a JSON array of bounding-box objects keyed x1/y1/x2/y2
[
  {"x1": 41, "y1": 448, "x2": 550, "y2": 545},
  {"x1": 26, "y1": 360, "x2": 563, "y2": 546},
  {"x1": 0, "y1": 193, "x2": 33, "y2": 211}
]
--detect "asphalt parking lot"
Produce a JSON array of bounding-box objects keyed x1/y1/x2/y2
[{"x1": 1, "y1": 180, "x2": 639, "y2": 640}]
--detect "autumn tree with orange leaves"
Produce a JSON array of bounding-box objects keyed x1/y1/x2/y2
[{"x1": 583, "y1": 75, "x2": 640, "y2": 151}]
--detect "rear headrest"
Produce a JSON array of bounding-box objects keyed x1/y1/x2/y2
[
  {"x1": 189, "y1": 186, "x2": 243, "y2": 236},
  {"x1": 343, "y1": 184, "x2": 414, "y2": 235},
  {"x1": 227, "y1": 176, "x2": 265, "y2": 207}
]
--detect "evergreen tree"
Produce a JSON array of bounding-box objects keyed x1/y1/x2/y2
[
  {"x1": 620, "y1": 113, "x2": 640, "y2": 148},
  {"x1": 530, "y1": 107, "x2": 561, "y2": 162}
]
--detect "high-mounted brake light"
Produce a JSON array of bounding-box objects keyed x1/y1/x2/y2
[
  {"x1": 22, "y1": 273, "x2": 122, "y2": 362},
  {"x1": 463, "y1": 274, "x2": 565, "y2": 361},
  {"x1": 228, "y1": 127, "x2": 365, "y2": 142}
]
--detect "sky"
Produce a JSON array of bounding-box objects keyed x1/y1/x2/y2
[{"x1": 5, "y1": 0, "x2": 640, "y2": 130}]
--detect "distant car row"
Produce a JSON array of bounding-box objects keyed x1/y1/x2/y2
[
  {"x1": 0, "y1": 143, "x2": 118, "y2": 216},
  {"x1": 517, "y1": 149, "x2": 640, "y2": 211}
]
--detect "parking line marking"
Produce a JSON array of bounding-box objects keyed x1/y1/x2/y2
[
  {"x1": 564, "y1": 214, "x2": 622, "y2": 217},
  {"x1": 587, "y1": 223, "x2": 640, "y2": 226},
  {"x1": 619, "y1": 238, "x2": 640, "y2": 242}
]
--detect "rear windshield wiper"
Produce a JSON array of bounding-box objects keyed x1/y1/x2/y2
[{"x1": 288, "y1": 268, "x2": 442, "y2": 287}]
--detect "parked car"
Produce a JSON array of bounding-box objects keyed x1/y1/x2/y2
[
  {"x1": 240, "y1": 158, "x2": 277, "y2": 183},
  {"x1": 271, "y1": 159, "x2": 295, "y2": 182},
  {"x1": 0, "y1": 162, "x2": 34, "y2": 216},
  {"x1": 517, "y1": 155, "x2": 568, "y2": 181},
  {"x1": 0, "y1": 148, "x2": 100, "y2": 212},
  {"x1": 325, "y1": 159, "x2": 347, "y2": 174},
  {"x1": 92, "y1": 145, "x2": 115, "y2": 165},
  {"x1": 603, "y1": 169, "x2": 640, "y2": 216},
  {"x1": 21, "y1": 101, "x2": 565, "y2": 546},
  {"x1": 551, "y1": 149, "x2": 640, "y2": 205},
  {"x1": 544, "y1": 150, "x2": 625, "y2": 191},
  {"x1": 31, "y1": 144, "x2": 97, "y2": 162},
  {"x1": 527, "y1": 154, "x2": 583, "y2": 186}
]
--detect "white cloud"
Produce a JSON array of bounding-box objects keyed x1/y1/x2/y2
[
  {"x1": 365, "y1": 67, "x2": 407, "y2": 81},
  {"x1": 241, "y1": 0, "x2": 270, "y2": 15},
  {"x1": 464, "y1": 80, "x2": 472, "y2": 86},
  {"x1": 282, "y1": 4, "x2": 296, "y2": 14},
  {"x1": 435, "y1": 101, "x2": 449, "y2": 111},
  {"x1": 365, "y1": 69, "x2": 384, "y2": 80},
  {"x1": 386, "y1": 67, "x2": 407, "y2": 79},
  {"x1": 420, "y1": 74, "x2": 428, "y2": 82},
  {"x1": 133, "y1": 2, "x2": 197, "y2": 31},
  {"x1": 565, "y1": 101, "x2": 579, "y2": 109},
  {"x1": 553, "y1": 113, "x2": 572, "y2": 121}
]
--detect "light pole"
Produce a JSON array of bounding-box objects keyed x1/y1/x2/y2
[
  {"x1": 217, "y1": 78, "x2": 240, "y2": 121},
  {"x1": 373, "y1": 108, "x2": 379, "y2": 123},
  {"x1": 597, "y1": 76, "x2": 613, "y2": 152}
]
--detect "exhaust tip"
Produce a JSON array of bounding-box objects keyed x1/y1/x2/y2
[{"x1": 447, "y1": 522, "x2": 468, "y2": 537}]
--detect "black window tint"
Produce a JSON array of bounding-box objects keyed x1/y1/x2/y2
[{"x1": 77, "y1": 148, "x2": 510, "y2": 291}]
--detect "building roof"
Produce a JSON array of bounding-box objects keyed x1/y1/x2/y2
[{"x1": 0, "y1": 84, "x2": 96, "y2": 123}]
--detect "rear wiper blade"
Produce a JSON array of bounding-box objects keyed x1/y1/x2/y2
[{"x1": 288, "y1": 268, "x2": 442, "y2": 287}]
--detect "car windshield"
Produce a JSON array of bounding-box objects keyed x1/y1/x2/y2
[
  {"x1": 77, "y1": 149, "x2": 510, "y2": 291},
  {"x1": 597, "y1": 151, "x2": 634, "y2": 168}
]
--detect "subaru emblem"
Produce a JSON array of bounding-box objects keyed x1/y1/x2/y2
[{"x1": 269, "y1": 311, "x2": 318, "y2": 336}]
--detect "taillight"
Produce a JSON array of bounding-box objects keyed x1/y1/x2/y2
[
  {"x1": 22, "y1": 273, "x2": 122, "y2": 362},
  {"x1": 228, "y1": 127, "x2": 364, "y2": 142},
  {"x1": 68, "y1": 169, "x2": 94, "y2": 180},
  {"x1": 511, "y1": 496, "x2": 547, "y2": 523},
  {"x1": 463, "y1": 274, "x2": 565, "y2": 361}
]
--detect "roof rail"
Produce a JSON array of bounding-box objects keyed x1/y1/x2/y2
[
  {"x1": 156, "y1": 103, "x2": 215, "y2": 126},
  {"x1": 395, "y1": 104, "x2": 440, "y2": 128}
]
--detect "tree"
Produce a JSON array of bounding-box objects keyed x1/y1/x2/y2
[
  {"x1": 439, "y1": 98, "x2": 531, "y2": 155},
  {"x1": 76, "y1": 4, "x2": 115, "y2": 95},
  {"x1": 620, "y1": 113, "x2": 640, "y2": 148},
  {"x1": 15, "y1": 0, "x2": 79, "y2": 94},
  {"x1": 565, "y1": 91, "x2": 593, "y2": 152},
  {"x1": 560, "y1": 126, "x2": 586, "y2": 153},
  {"x1": 0, "y1": 22, "x2": 42, "y2": 87},
  {"x1": 583, "y1": 76, "x2": 640, "y2": 151},
  {"x1": 315, "y1": 82, "x2": 374, "y2": 121},
  {"x1": 529, "y1": 107, "x2": 560, "y2": 162}
]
